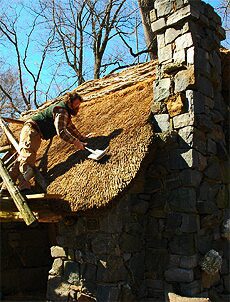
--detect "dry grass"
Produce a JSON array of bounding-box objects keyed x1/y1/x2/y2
[{"x1": 1, "y1": 61, "x2": 156, "y2": 212}]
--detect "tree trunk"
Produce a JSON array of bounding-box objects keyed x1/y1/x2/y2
[
  {"x1": 94, "y1": 56, "x2": 101, "y2": 79},
  {"x1": 138, "y1": 0, "x2": 157, "y2": 59}
]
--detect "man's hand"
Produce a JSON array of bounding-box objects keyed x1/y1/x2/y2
[{"x1": 73, "y1": 139, "x2": 87, "y2": 150}]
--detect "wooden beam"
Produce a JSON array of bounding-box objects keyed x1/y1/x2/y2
[
  {"x1": 2, "y1": 117, "x2": 25, "y2": 124},
  {"x1": 0, "y1": 159, "x2": 37, "y2": 226},
  {"x1": 0, "y1": 117, "x2": 20, "y2": 153},
  {"x1": 0, "y1": 116, "x2": 48, "y2": 192},
  {"x1": 0, "y1": 145, "x2": 12, "y2": 153},
  {"x1": 0, "y1": 210, "x2": 62, "y2": 223},
  {"x1": 0, "y1": 193, "x2": 63, "y2": 201}
]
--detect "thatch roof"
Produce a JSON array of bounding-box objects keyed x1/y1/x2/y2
[{"x1": 1, "y1": 61, "x2": 156, "y2": 212}]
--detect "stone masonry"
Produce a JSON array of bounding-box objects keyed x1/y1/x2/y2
[
  {"x1": 47, "y1": 1, "x2": 229, "y2": 301},
  {"x1": 150, "y1": 0, "x2": 229, "y2": 299}
]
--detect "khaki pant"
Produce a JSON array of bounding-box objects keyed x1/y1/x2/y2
[{"x1": 4, "y1": 123, "x2": 41, "y2": 190}]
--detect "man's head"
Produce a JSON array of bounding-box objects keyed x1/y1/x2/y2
[{"x1": 64, "y1": 92, "x2": 83, "y2": 115}]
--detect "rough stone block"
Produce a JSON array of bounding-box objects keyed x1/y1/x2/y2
[
  {"x1": 47, "y1": 275, "x2": 70, "y2": 301},
  {"x1": 178, "y1": 126, "x2": 193, "y2": 148},
  {"x1": 165, "y1": 268, "x2": 194, "y2": 282},
  {"x1": 154, "y1": 78, "x2": 171, "y2": 102},
  {"x1": 97, "y1": 256, "x2": 127, "y2": 283},
  {"x1": 169, "y1": 149, "x2": 193, "y2": 169},
  {"x1": 155, "y1": 0, "x2": 174, "y2": 17},
  {"x1": 175, "y1": 32, "x2": 193, "y2": 50},
  {"x1": 120, "y1": 233, "x2": 142, "y2": 252},
  {"x1": 197, "y1": 75, "x2": 214, "y2": 98},
  {"x1": 97, "y1": 285, "x2": 120, "y2": 302},
  {"x1": 207, "y1": 139, "x2": 217, "y2": 154},
  {"x1": 197, "y1": 200, "x2": 219, "y2": 215},
  {"x1": 49, "y1": 258, "x2": 63, "y2": 276},
  {"x1": 186, "y1": 90, "x2": 206, "y2": 114},
  {"x1": 181, "y1": 214, "x2": 199, "y2": 233},
  {"x1": 192, "y1": 149, "x2": 207, "y2": 171},
  {"x1": 204, "y1": 161, "x2": 222, "y2": 181},
  {"x1": 151, "y1": 114, "x2": 170, "y2": 133},
  {"x1": 167, "y1": 94, "x2": 185, "y2": 117},
  {"x1": 51, "y1": 246, "x2": 67, "y2": 258},
  {"x1": 169, "y1": 187, "x2": 196, "y2": 213},
  {"x1": 173, "y1": 112, "x2": 195, "y2": 129},
  {"x1": 157, "y1": 33, "x2": 165, "y2": 48},
  {"x1": 165, "y1": 27, "x2": 181, "y2": 44},
  {"x1": 223, "y1": 274, "x2": 230, "y2": 292},
  {"x1": 166, "y1": 5, "x2": 199, "y2": 27},
  {"x1": 180, "y1": 254, "x2": 198, "y2": 269},
  {"x1": 173, "y1": 49, "x2": 186, "y2": 64},
  {"x1": 150, "y1": 9, "x2": 157, "y2": 22},
  {"x1": 91, "y1": 234, "x2": 114, "y2": 255},
  {"x1": 221, "y1": 218, "x2": 230, "y2": 241},
  {"x1": 129, "y1": 251, "x2": 145, "y2": 281},
  {"x1": 187, "y1": 47, "x2": 195, "y2": 64},
  {"x1": 146, "y1": 248, "x2": 169, "y2": 276},
  {"x1": 166, "y1": 212, "x2": 182, "y2": 230},
  {"x1": 180, "y1": 280, "x2": 201, "y2": 296},
  {"x1": 63, "y1": 261, "x2": 80, "y2": 285},
  {"x1": 169, "y1": 234, "x2": 195, "y2": 255},
  {"x1": 168, "y1": 254, "x2": 181, "y2": 268},
  {"x1": 174, "y1": 66, "x2": 195, "y2": 93},
  {"x1": 179, "y1": 169, "x2": 202, "y2": 187},
  {"x1": 151, "y1": 18, "x2": 166, "y2": 34},
  {"x1": 81, "y1": 263, "x2": 97, "y2": 281},
  {"x1": 158, "y1": 44, "x2": 173, "y2": 63}
]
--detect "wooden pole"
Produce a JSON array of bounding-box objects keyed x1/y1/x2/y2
[
  {"x1": 2, "y1": 117, "x2": 24, "y2": 124},
  {"x1": 0, "y1": 145, "x2": 12, "y2": 153},
  {"x1": 0, "y1": 117, "x2": 20, "y2": 153},
  {"x1": 0, "y1": 159, "x2": 37, "y2": 226}
]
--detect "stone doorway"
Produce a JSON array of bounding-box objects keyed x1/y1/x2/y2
[{"x1": 0, "y1": 222, "x2": 56, "y2": 301}]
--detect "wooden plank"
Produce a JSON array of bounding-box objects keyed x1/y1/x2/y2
[
  {"x1": 2, "y1": 117, "x2": 25, "y2": 124},
  {"x1": 0, "y1": 210, "x2": 62, "y2": 223},
  {"x1": 0, "y1": 145, "x2": 12, "y2": 153},
  {"x1": 0, "y1": 159, "x2": 37, "y2": 226},
  {"x1": 0, "y1": 193, "x2": 63, "y2": 201},
  {"x1": 0, "y1": 116, "x2": 48, "y2": 192}
]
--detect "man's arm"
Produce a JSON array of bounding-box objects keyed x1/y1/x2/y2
[
  {"x1": 67, "y1": 120, "x2": 86, "y2": 141},
  {"x1": 53, "y1": 108, "x2": 85, "y2": 150}
]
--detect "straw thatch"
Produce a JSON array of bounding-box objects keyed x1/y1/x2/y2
[{"x1": 1, "y1": 61, "x2": 156, "y2": 212}]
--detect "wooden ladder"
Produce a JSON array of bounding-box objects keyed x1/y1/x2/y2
[{"x1": 0, "y1": 117, "x2": 62, "y2": 225}]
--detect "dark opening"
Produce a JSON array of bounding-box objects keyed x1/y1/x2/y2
[{"x1": 0, "y1": 222, "x2": 55, "y2": 301}]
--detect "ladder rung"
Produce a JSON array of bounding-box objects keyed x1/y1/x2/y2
[{"x1": 0, "y1": 145, "x2": 12, "y2": 153}]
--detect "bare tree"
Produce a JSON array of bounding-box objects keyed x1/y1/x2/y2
[
  {"x1": 0, "y1": 68, "x2": 25, "y2": 117},
  {"x1": 137, "y1": 0, "x2": 157, "y2": 59},
  {"x1": 47, "y1": 0, "x2": 91, "y2": 85},
  {"x1": 0, "y1": 4, "x2": 55, "y2": 111},
  {"x1": 86, "y1": 0, "x2": 130, "y2": 79}
]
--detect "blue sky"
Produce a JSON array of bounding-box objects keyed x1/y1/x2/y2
[{"x1": 0, "y1": 0, "x2": 229, "y2": 108}]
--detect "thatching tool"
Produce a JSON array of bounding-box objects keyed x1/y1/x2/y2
[{"x1": 85, "y1": 146, "x2": 109, "y2": 161}]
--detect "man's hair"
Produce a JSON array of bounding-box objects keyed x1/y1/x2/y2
[{"x1": 64, "y1": 92, "x2": 83, "y2": 104}]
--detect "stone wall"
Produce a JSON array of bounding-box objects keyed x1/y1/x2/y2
[
  {"x1": 150, "y1": 0, "x2": 229, "y2": 300},
  {"x1": 47, "y1": 0, "x2": 229, "y2": 301}
]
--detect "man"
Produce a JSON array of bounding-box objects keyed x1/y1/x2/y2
[{"x1": 1, "y1": 91, "x2": 87, "y2": 195}]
